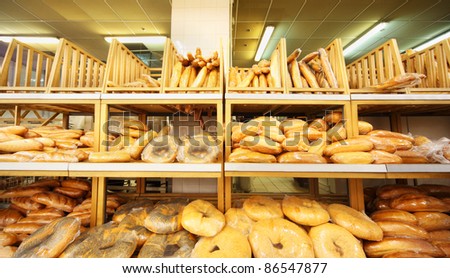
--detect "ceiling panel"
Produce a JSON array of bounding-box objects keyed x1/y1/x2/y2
[
  {"x1": 412, "y1": 1, "x2": 450, "y2": 21},
  {"x1": 286, "y1": 21, "x2": 321, "y2": 39},
  {"x1": 0, "y1": 0, "x2": 38, "y2": 20},
  {"x1": 152, "y1": 22, "x2": 171, "y2": 35},
  {"x1": 337, "y1": 22, "x2": 377, "y2": 40},
  {"x1": 355, "y1": 0, "x2": 408, "y2": 21},
  {"x1": 397, "y1": 38, "x2": 427, "y2": 52},
  {"x1": 266, "y1": 0, "x2": 306, "y2": 21},
  {"x1": 234, "y1": 38, "x2": 258, "y2": 51},
  {"x1": 14, "y1": 0, "x2": 65, "y2": 20},
  {"x1": 47, "y1": 22, "x2": 107, "y2": 39},
  {"x1": 43, "y1": 0, "x2": 92, "y2": 20},
  {"x1": 138, "y1": 0, "x2": 172, "y2": 21},
  {"x1": 237, "y1": 0, "x2": 271, "y2": 21},
  {"x1": 384, "y1": 0, "x2": 442, "y2": 21},
  {"x1": 326, "y1": 0, "x2": 375, "y2": 21},
  {"x1": 19, "y1": 22, "x2": 58, "y2": 35},
  {"x1": 73, "y1": 0, "x2": 120, "y2": 21},
  {"x1": 232, "y1": 50, "x2": 255, "y2": 62},
  {"x1": 295, "y1": 0, "x2": 340, "y2": 21},
  {"x1": 300, "y1": 38, "x2": 333, "y2": 53},
  {"x1": 235, "y1": 22, "x2": 264, "y2": 39},
  {"x1": 104, "y1": 0, "x2": 148, "y2": 21},
  {"x1": 95, "y1": 22, "x2": 132, "y2": 36},
  {"x1": 0, "y1": 22, "x2": 37, "y2": 34},
  {"x1": 123, "y1": 22, "x2": 159, "y2": 35},
  {"x1": 310, "y1": 22, "x2": 349, "y2": 38}
]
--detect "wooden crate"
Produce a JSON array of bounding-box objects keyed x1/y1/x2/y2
[
  {"x1": 286, "y1": 38, "x2": 349, "y2": 94},
  {"x1": 402, "y1": 38, "x2": 450, "y2": 93},
  {"x1": 346, "y1": 39, "x2": 405, "y2": 93},
  {"x1": 0, "y1": 39, "x2": 54, "y2": 93},
  {"x1": 46, "y1": 39, "x2": 106, "y2": 93},
  {"x1": 162, "y1": 39, "x2": 223, "y2": 94},
  {"x1": 227, "y1": 38, "x2": 286, "y2": 94},
  {"x1": 103, "y1": 39, "x2": 164, "y2": 93}
]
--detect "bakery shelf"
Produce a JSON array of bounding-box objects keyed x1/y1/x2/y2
[
  {"x1": 0, "y1": 162, "x2": 69, "y2": 176},
  {"x1": 386, "y1": 164, "x2": 450, "y2": 179},
  {"x1": 0, "y1": 39, "x2": 54, "y2": 94},
  {"x1": 68, "y1": 162, "x2": 222, "y2": 178},
  {"x1": 226, "y1": 93, "x2": 350, "y2": 101},
  {"x1": 101, "y1": 93, "x2": 222, "y2": 101},
  {"x1": 103, "y1": 39, "x2": 164, "y2": 94},
  {"x1": 225, "y1": 163, "x2": 386, "y2": 178}
]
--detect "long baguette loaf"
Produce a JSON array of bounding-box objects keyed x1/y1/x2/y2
[
  {"x1": 17, "y1": 215, "x2": 62, "y2": 225},
  {"x1": 3, "y1": 223, "x2": 43, "y2": 235},
  {"x1": 364, "y1": 238, "x2": 445, "y2": 258},
  {"x1": 228, "y1": 148, "x2": 276, "y2": 163},
  {"x1": 414, "y1": 212, "x2": 450, "y2": 231},
  {"x1": 0, "y1": 185, "x2": 50, "y2": 199},
  {"x1": 324, "y1": 138, "x2": 373, "y2": 156},
  {"x1": 0, "y1": 208, "x2": 23, "y2": 228},
  {"x1": 330, "y1": 151, "x2": 374, "y2": 164},
  {"x1": 54, "y1": 187, "x2": 87, "y2": 199},
  {"x1": 277, "y1": 152, "x2": 326, "y2": 163},
  {"x1": 11, "y1": 197, "x2": 45, "y2": 211},
  {"x1": 289, "y1": 60, "x2": 302, "y2": 88},
  {"x1": 0, "y1": 126, "x2": 28, "y2": 136},
  {"x1": 390, "y1": 193, "x2": 449, "y2": 212},
  {"x1": 370, "y1": 150, "x2": 403, "y2": 164},
  {"x1": 0, "y1": 132, "x2": 24, "y2": 143},
  {"x1": 299, "y1": 61, "x2": 319, "y2": 88},
  {"x1": 30, "y1": 152, "x2": 79, "y2": 162},
  {"x1": 358, "y1": 121, "x2": 373, "y2": 135},
  {"x1": 368, "y1": 130, "x2": 415, "y2": 143},
  {"x1": 31, "y1": 192, "x2": 78, "y2": 212},
  {"x1": 370, "y1": 209, "x2": 418, "y2": 225},
  {"x1": 375, "y1": 220, "x2": 429, "y2": 240},
  {"x1": 27, "y1": 208, "x2": 65, "y2": 218},
  {"x1": 286, "y1": 48, "x2": 301, "y2": 64},
  {"x1": 0, "y1": 153, "x2": 32, "y2": 162},
  {"x1": 318, "y1": 48, "x2": 338, "y2": 88},
  {"x1": 270, "y1": 49, "x2": 281, "y2": 88},
  {"x1": 0, "y1": 139, "x2": 44, "y2": 153},
  {"x1": 88, "y1": 151, "x2": 131, "y2": 163},
  {"x1": 61, "y1": 179, "x2": 91, "y2": 191}
]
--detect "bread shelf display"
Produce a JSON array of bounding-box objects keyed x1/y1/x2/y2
[
  {"x1": 103, "y1": 39, "x2": 164, "y2": 94},
  {"x1": 47, "y1": 39, "x2": 106, "y2": 93},
  {"x1": 162, "y1": 39, "x2": 223, "y2": 94},
  {"x1": 347, "y1": 39, "x2": 409, "y2": 94},
  {"x1": 227, "y1": 38, "x2": 286, "y2": 94},
  {"x1": 0, "y1": 39, "x2": 54, "y2": 94},
  {"x1": 286, "y1": 38, "x2": 349, "y2": 95},
  {"x1": 402, "y1": 38, "x2": 450, "y2": 93}
]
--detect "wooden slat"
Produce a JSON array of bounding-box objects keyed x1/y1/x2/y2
[
  {"x1": 14, "y1": 44, "x2": 23, "y2": 87},
  {"x1": 24, "y1": 48, "x2": 34, "y2": 87}
]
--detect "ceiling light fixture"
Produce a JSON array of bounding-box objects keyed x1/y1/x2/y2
[
  {"x1": 413, "y1": 30, "x2": 450, "y2": 51},
  {"x1": 0, "y1": 36, "x2": 59, "y2": 44},
  {"x1": 254, "y1": 26, "x2": 275, "y2": 61},
  {"x1": 343, "y1": 22, "x2": 387, "y2": 57},
  {"x1": 104, "y1": 36, "x2": 166, "y2": 44}
]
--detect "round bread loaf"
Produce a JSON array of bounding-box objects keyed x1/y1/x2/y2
[
  {"x1": 309, "y1": 223, "x2": 366, "y2": 258},
  {"x1": 144, "y1": 199, "x2": 188, "y2": 234},
  {"x1": 327, "y1": 203, "x2": 383, "y2": 241},
  {"x1": 282, "y1": 196, "x2": 329, "y2": 226},
  {"x1": 248, "y1": 218, "x2": 314, "y2": 258},
  {"x1": 138, "y1": 230, "x2": 196, "y2": 258},
  {"x1": 224, "y1": 208, "x2": 254, "y2": 237},
  {"x1": 181, "y1": 199, "x2": 225, "y2": 237},
  {"x1": 141, "y1": 135, "x2": 179, "y2": 163},
  {"x1": 243, "y1": 196, "x2": 283, "y2": 221},
  {"x1": 191, "y1": 226, "x2": 252, "y2": 258}
]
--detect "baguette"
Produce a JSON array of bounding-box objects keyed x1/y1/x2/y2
[
  {"x1": 414, "y1": 212, "x2": 450, "y2": 231},
  {"x1": 30, "y1": 152, "x2": 79, "y2": 162},
  {"x1": 11, "y1": 197, "x2": 45, "y2": 211},
  {"x1": 390, "y1": 194, "x2": 449, "y2": 212},
  {"x1": 207, "y1": 68, "x2": 219, "y2": 88},
  {"x1": 368, "y1": 130, "x2": 415, "y2": 143},
  {"x1": 277, "y1": 152, "x2": 326, "y2": 163},
  {"x1": 286, "y1": 48, "x2": 301, "y2": 64},
  {"x1": 364, "y1": 238, "x2": 445, "y2": 258},
  {"x1": 228, "y1": 67, "x2": 238, "y2": 87},
  {"x1": 309, "y1": 118, "x2": 328, "y2": 132},
  {"x1": 281, "y1": 136, "x2": 310, "y2": 152},
  {"x1": 0, "y1": 125, "x2": 28, "y2": 136},
  {"x1": 370, "y1": 209, "x2": 418, "y2": 225},
  {"x1": 88, "y1": 151, "x2": 131, "y2": 163},
  {"x1": 0, "y1": 153, "x2": 32, "y2": 162},
  {"x1": 370, "y1": 150, "x2": 403, "y2": 164},
  {"x1": 3, "y1": 223, "x2": 42, "y2": 234},
  {"x1": 323, "y1": 138, "x2": 373, "y2": 156},
  {"x1": 124, "y1": 130, "x2": 157, "y2": 160},
  {"x1": 0, "y1": 208, "x2": 23, "y2": 228},
  {"x1": 54, "y1": 187, "x2": 87, "y2": 199},
  {"x1": 55, "y1": 149, "x2": 89, "y2": 162},
  {"x1": 0, "y1": 139, "x2": 43, "y2": 153},
  {"x1": 330, "y1": 151, "x2": 374, "y2": 164},
  {"x1": 358, "y1": 121, "x2": 373, "y2": 135},
  {"x1": 301, "y1": 51, "x2": 319, "y2": 63},
  {"x1": 27, "y1": 208, "x2": 65, "y2": 218},
  {"x1": 318, "y1": 48, "x2": 338, "y2": 88},
  {"x1": 0, "y1": 246, "x2": 17, "y2": 258},
  {"x1": 179, "y1": 65, "x2": 192, "y2": 88},
  {"x1": 308, "y1": 132, "x2": 327, "y2": 156},
  {"x1": 0, "y1": 185, "x2": 50, "y2": 199},
  {"x1": 0, "y1": 231, "x2": 17, "y2": 247},
  {"x1": 61, "y1": 179, "x2": 91, "y2": 191},
  {"x1": 34, "y1": 137, "x2": 55, "y2": 147},
  {"x1": 376, "y1": 184, "x2": 426, "y2": 200},
  {"x1": 228, "y1": 148, "x2": 276, "y2": 163},
  {"x1": 375, "y1": 220, "x2": 429, "y2": 240},
  {"x1": 289, "y1": 60, "x2": 302, "y2": 88},
  {"x1": 270, "y1": 49, "x2": 281, "y2": 88},
  {"x1": 169, "y1": 61, "x2": 183, "y2": 87},
  {"x1": 17, "y1": 215, "x2": 62, "y2": 225},
  {"x1": 237, "y1": 70, "x2": 255, "y2": 88},
  {"x1": 0, "y1": 132, "x2": 23, "y2": 143},
  {"x1": 395, "y1": 150, "x2": 428, "y2": 163},
  {"x1": 299, "y1": 61, "x2": 319, "y2": 88},
  {"x1": 191, "y1": 66, "x2": 208, "y2": 88},
  {"x1": 240, "y1": 135, "x2": 282, "y2": 155},
  {"x1": 31, "y1": 192, "x2": 78, "y2": 212}
]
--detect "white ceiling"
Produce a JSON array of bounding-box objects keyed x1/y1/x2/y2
[{"x1": 0, "y1": 0, "x2": 449, "y2": 67}]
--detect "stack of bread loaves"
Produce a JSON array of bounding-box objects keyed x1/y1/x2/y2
[
  {"x1": 364, "y1": 183, "x2": 450, "y2": 257},
  {"x1": 0, "y1": 125, "x2": 93, "y2": 162},
  {"x1": 286, "y1": 47, "x2": 339, "y2": 94},
  {"x1": 0, "y1": 178, "x2": 104, "y2": 257}
]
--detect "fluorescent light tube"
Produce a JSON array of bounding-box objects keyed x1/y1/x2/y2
[
  {"x1": 0, "y1": 36, "x2": 59, "y2": 44},
  {"x1": 254, "y1": 26, "x2": 275, "y2": 61},
  {"x1": 413, "y1": 30, "x2": 450, "y2": 51},
  {"x1": 343, "y1": 22, "x2": 387, "y2": 57},
  {"x1": 104, "y1": 36, "x2": 166, "y2": 44}
]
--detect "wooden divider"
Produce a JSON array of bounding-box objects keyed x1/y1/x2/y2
[
  {"x1": 102, "y1": 39, "x2": 164, "y2": 93},
  {"x1": 0, "y1": 39, "x2": 54, "y2": 93},
  {"x1": 46, "y1": 38, "x2": 106, "y2": 93},
  {"x1": 346, "y1": 39, "x2": 405, "y2": 93},
  {"x1": 402, "y1": 38, "x2": 450, "y2": 92},
  {"x1": 227, "y1": 38, "x2": 286, "y2": 94}
]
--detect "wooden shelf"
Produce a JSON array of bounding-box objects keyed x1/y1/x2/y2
[
  {"x1": 226, "y1": 93, "x2": 350, "y2": 101},
  {"x1": 0, "y1": 162, "x2": 69, "y2": 176},
  {"x1": 386, "y1": 164, "x2": 450, "y2": 179},
  {"x1": 225, "y1": 163, "x2": 386, "y2": 178},
  {"x1": 351, "y1": 94, "x2": 450, "y2": 101},
  {"x1": 68, "y1": 162, "x2": 222, "y2": 178}
]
